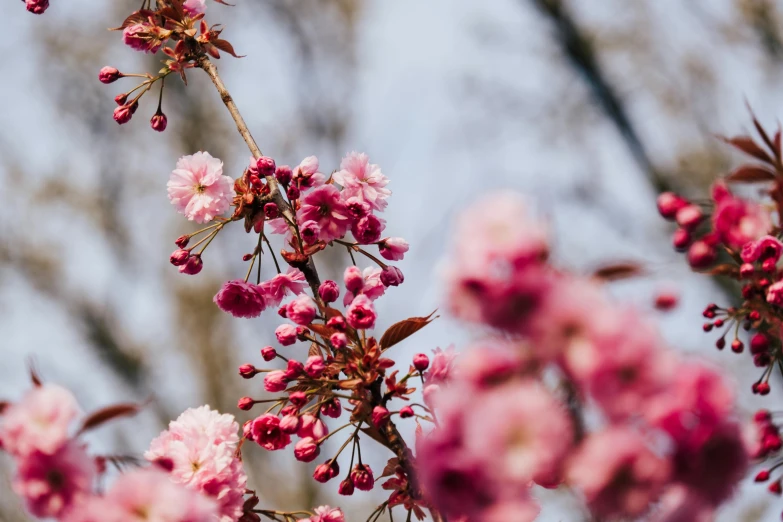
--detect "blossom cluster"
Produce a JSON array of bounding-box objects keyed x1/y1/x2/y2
[{"x1": 416, "y1": 193, "x2": 750, "y2": 521}]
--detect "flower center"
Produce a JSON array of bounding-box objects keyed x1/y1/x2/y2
[{"x1": 195, "y1": 184, "x2": 206, "y2": 194}]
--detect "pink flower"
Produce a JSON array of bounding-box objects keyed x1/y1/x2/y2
[
  {"x1": 346, "y1": 294, "x2": 376, "y2": 330},
  {"x1": 350, "y1": 464, "x2": 374, "y2": 491},
  {"x1": 425, "y1": 346, "x2": 457, "y2": 385},
  {"x1": 304, "y1": 356, "x2": 325, "y2": 378},
  {"x1": 13, "y1": 442, "x2": 95, "y2": 519},
  {"x1": 293, "y1": 156, "x2": 326, "y2": 190},
  {"x1": 343, "y1": 267, "x2": 385, "y2": 305},
  {"x1": 213, "y1": 280, "x2": 266, "y2": 318},
  {"x1": 286, "y1": 295, "x2": 317, "y2": 325},
  {"x1": 567, "y1": 428, "x2": 672, "y2": 519},
  {"x1": 294, "y1": 437, "x2": 320, "y2": 462},
  {"x1": 297, "y1": 185, "x2": 351, "y2": 242},
  {"x1": 101, "y1": 468, "x2": 218, "y2": 522},
  {"x1": 741, "y1": 235, "x2": 783, "y2": 263},
  {"x1": 712, "y1": 190, "x2": 771, "y2": 250},
  {"x1": 351, "y1": 214, "x2": 385, "y2": 244},
  {"x1": 0, "y1": 384, "x2": 80, "y2": 457},
  {"x1": 371, "y1": 406, "x2": 390, "y2": 428},
  {"x1": 333, "y1": 152, "x2": 391, "y2": 212},
  {"x1": 768, "y1": 281, "x2": 783, "y2": 306},
  {"x1": 380, "y1": 266, "x2": 404, "y2": 287},
  {"x1": 452, "y1": 341, "x2": 528, "y2": 388},
  {"x1": 144, "y1": 406, "x2": 246, "y2": 522},
  {"x1": 260, "y1": 268, "x2": 307, "y2": 307},
  {"x1": 301, "y1": 220, "x2": 321, "y2": 245},
  {"x1": 463, "y1": 381, "x2": 572, "y2": 486},
  {"x1": 122, "y1": 24, "x2": 162, "y2": 54},
  {"x1": 98, "y1": 66, "x2": 121, "y2": 84},
  {"x1": 298, "y1": 415, "x2": 328, "y2": 440},
  {"x1": 318, "y1": 280, "x2": 340, "y2": 303},
  {"x1": 305, "y1": 505, "x2": 345, "y2": 522},
  {"x1": 264, "y1": 370, "x2": 288, "y2": 392},
  {"x1": 344, "y1": 197, "x2": 371, "y2": 219},
  {"x1": 167, "y1": 152, "x2": 234, "y2": 223},
  {"x1": 275, "y1": 324, "x2": 298, "y2": 346},
  {"x1": 251, "y1": 414, "x2": 291, "y2": 451},
  {"x1": 183, "y1": 0, "x2": 206, "y2": 16},
  {"x1": 25, "y1": 0, "x2": 49, "y2": 14},
  {"x1": 379, "y1": 237, "x2": 409, "y2": 261}
]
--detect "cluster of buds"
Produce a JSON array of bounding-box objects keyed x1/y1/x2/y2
[
  {"x1": 98, "y1": 0, "x2": 240, "y2": 129},
  {"x1": 751, "y1": 409, "x2": 783, "y2": 513}
]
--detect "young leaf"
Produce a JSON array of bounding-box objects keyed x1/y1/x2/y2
[
  {"x1": 78, "y1": 403, "x2": 142, "y2": 434},
  {"x1": 719, "y1": 136, "x2": 774, "y2": 164},
  {"x1": 379, "y1": 311, "x2": 438, "y2": 350},
  {"x1": 725, "y1": 165, "x2": 776, "y2": 183},
  {"x1": 591, "y1": 262, "x2": 645, "y2": 282}
]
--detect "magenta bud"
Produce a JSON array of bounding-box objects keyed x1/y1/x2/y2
[
  {"x1": 239, "y1": 364, "x2": 257, "y2": 379},
  {"x1": 179, "y1": 254, "x2": 203, "y2": 275},
  {"x1": 657, "y1": 192, "x2": 687, "y2": 219},
  {"x1": 175, "y1": 235, "x2": 190, "y2": 248},
  {"x1": 756, "y1": 470, "x2": 771, "y2": 482},
  {"x1": 327, "y1": 316, "x2": 346, "y2": 331},
  {"x1": 99, "y1": 66, "x2": 122, "y2": 84},
  {"x1": 751, "y1": 333, "x2": 770, "y2": 355},
  {"x1": 114, "y1": 93, "x2": 128, "y2": 106},
  {"x1": 675, "y1": 204, "x2": 703, "y2": 230},
  {"x1": 338, "y1": 478, "x2": 355, "y2": 496},
  {"x1": 242, "y1": 253, "x2": 253, "y2": 262},
  {"x1": 330, "y1": 332, "x2": 348, "y2": 349},
  {"x1": 113, "y1": 104, "x2": 134, "y2": 125},
  {"x1": 261, "y1": 346, "x2": 277, "y2": 361},
  {"x1": 400, "y1": 406, "x2": 414, "y2": 418},
  {"x1": 237, "y1": 397, "x2": 254, "y2": 411},
  {"x1": 687, "y1": 240, "x2": 717, "y2": 269},
  {"x1": 318, "y1": 280, "x2": 340, "y2": 304},
  {"x1": 256, "y1": 156, "x2": 276, "y2": 177},
  {"x1": 150, "y1": 111, "x2": 168, "y2": 132},
  {"x1": 672, "y1": 228, "x2": 691, "y2": 251},
  {"x1": 264, "y1": 202, "x2": 279, "y2": 219},
  {"x1": 380, "y1": 266, "x2": 404, "y2": 287},
  {"x1": 413, "y1": 353, "x2": 429, "y2": 372},
  {"x1": 170, "y1": 249, "x2": 190, "y2": 266},
  {"x1": 371, "y1": 406, "x2": 390, "y2": 428},
  {"x1": 275, "y1": 165, "x2": 292, "y2": 185},
  {"x1": 286, "y1": 185, "x2": 300, "y2": 200}
]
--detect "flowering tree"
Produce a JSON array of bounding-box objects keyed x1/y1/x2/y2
[{"x1": 3, "y1": 1, "x2": 782, "y2": 521}]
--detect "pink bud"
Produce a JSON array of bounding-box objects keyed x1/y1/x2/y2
[
  {"x1": 284, "y1": 359, "x2": 304, "y2": 380},
  {"x1": 289, "y1": 391, "x2": 308, "y2": 408},
  {"x1": 238, "y1": 397, "x2": 254, "y2": 411},
  {"x1": 300, "y1": 220, "x2": 321, "y2": 246},
  {"x1": 371, "y1": 406, "x2": 390, "y2": 428},
  {"x1": 763, "y1": 258, "x2": 777, "y2": 272},
  {"x1": 150, "y1": 111, "x2": 167, "y2": 132},
  {"x1": 261, "y1": 346, "x2": 277, "y2": 361},
  {"x1": 114, "y1": 93, "x2": 128, "y2": 106},
  {"x1": 675, "y1": 204, "x2": 702, "y2": 230},
  {"x1": 263, "y1": 370, "x2": 288, "y2": 393},
  {"x1": 275, "y1": 165, "x2": 293, "y2": 185},
  {"x1": 755, "y1": 409, "x2": 772, "y2": 423},
  {"x1": 321, "y1": 398, "x2": 342, "y2": 418},
  {"x1": 175, "y1": 235, "x2": 190, "y2": 248},
  {"x1": 287, "y1": 185, "x2": 301, "y2": 200},
  {"x1": 740, "y1": 263, "x2": 755, "y2": 278},
  {"x1": 25, "y1": 0, "x2": 49, "y2": 14},
  {"x1": 756, "y1": 470, "x2": 771, "y2": 482},
  {"x1": 751, "y1": 333, "x2": 770, "y2": 355},
  {"x1": 758, "y1": 382, "x2": 771, "y2": 396},
  {"x1": 313, "y1": 462, "x2": 335, "y2": 483},
  {"x1": 239, "y1": 364, "x2": 257, "y2": 379},
  {"x1": 279, "y1": 414, "x2": 301, "y2": 434},
  {"x1": 256, "y1": 156, "x2": 276, "y2": 177},
  {"x1": 380, "y1": 266, "x2": 404, "y2": 287},
  {"x1": 330, "y1": 332, "x2": 348, "y2": 349},
  {"x1": 304, "y1": 356, "x2": 326, "y2": 378},
  {"x1": 654, "y1": 291, "x2": 678, "y2": 311},
  {"x1": 346, "y1": 294, "x2": 376, "y2": 330},
  {"x1": 275, "y1": 324, "x2": 298, "y2": 346},
  {"x1": 657, "y1": 192, "x2": 687, "y2": 219},
  {"x1": 344, "y1": 266, "x2": 364, "y2": 294},
  {"x1": 179, "y1": 254, "x2": 203, "y2": 275},
  {"x1": 113, "y1": 104, "x2": 134, "y2": 124},
  {"x1": 687, "y1": 240, "x2": 717, "y2": 269},
  {"x1": 413, "y1": 353, "x2": 429, "y2": 372},
  {"x1": 286, "y1": 295, "x2": 317, "y2": 325},
  {"x1": 298, "y1": 414, "x2": 328, "y2": 440},
  {"x1": 350, "y1": 464, "x2": 374, "y2": 491},
  {"x1": 351, "y1": 214, "x2": 384, "y2": 244},
  {"x1": 293, "y1": 437, "x2": 320, "y2": 462},
  {"x1": 672, "y1": 228, "x2": 691, "y2": 251},
  {"x1": 400, "y1": 406, "x2": 414, "y2": 418},
  {"x1": 338, "y1": 478, "x2": 355, "y2": 496},
  {"x1": 318, "y1": 280, "x2": 340, "y2": 303},
  {"x1": 379, "y1": 237, "x2": 409, "y2": 261},
  {"x1": 264, "y1": 202, "x2": 279, "y2": 219},
  {"x1": 327, "y1": 316, "x2": 346, "y2": 331},
  {"x1": 99, "y1": 66, "x2": 122, "y2": 84},
  {"x1": 731, "y1": 339, "x2": 744, "y2": 353},
  {"x1": 170, "y1": 249, "x2": 190, "y2": 266}
]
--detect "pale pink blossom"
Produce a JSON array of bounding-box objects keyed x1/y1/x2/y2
[
  {"x1": 167, "y1": 152, "x2": 234, "y2": 223},
  {"x1": 260, "y1": 267, "x2": 307, "y2": 307},
  {"x1": 478, "y1": 500, "x2": 540, "y2": 522},
  {"x1": 0, "y1": 384, "x2": 80, "y2": 457},
  {"x1": 285, "y1": 295, "x2": 317, "y2": 325},
  {"x1": 297, "y1": 185, "x2": 351, "y2": 242},
  {"x1": 346, "y1": 294, "x2": 376, "y2": 330},
  {"x1": 12, "y1": 442, "x2": 95, "y2": 519},
  {"x1": 144, "y1": 406, "x2": 247, "y2": 522},
  {"x1": 213, "y1": 280, "x2": 266, "y2": 318},
  {"x1": 453, "y1": 341, "x2": 530, "y2": 388},
  {"x1": 102, "y1": 468, "x2": 218, "y2": 522},
  {"x1": 292, "y1": 156, "x2": 325, "y2": 190},
  {"x1": 342, "y1": 267, "x2": 385, "y2": 305},
  {"x1": 333, "y1": 152, "x2": 391, "y2": 212},
  {"x1": 183, "y1": 0, "x2": 207, "y2": 16},
  {"x1": 379, "y1": 237, "x2": 409, "y2": 261},
  {"x1": 425, "y1": 346, "x2": 457, "y2": 385},
  {"x1": 304, "y1": 505, "x2": 345, "y2": 522},
  {"x1": 567, "y1": 428, "x2": 672, "y2": 519}
]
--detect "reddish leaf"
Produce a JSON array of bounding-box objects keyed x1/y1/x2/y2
[
  {"x1": 776, "y1": 125, "x2": 782, "y2": 158},
  {"x1": 308, "y1": 343, "x2": 322, "y2": 358},
  {"x1": 704, "y1": 264, "x2": 738, "y2": 277},
  {"x1": 309, "y1": 323, "x2": 338, "y2": 339},
  {"x1": 28, "y1": 360, "x2": 42, "y2": 387},
  {"x1": 110, "y1": 10, "x2": 155, "y2": 31},
  {"x1": 78, "y1": 403, "x2": 142, "y2": 434},
  {"x1": 324, "y1": 307, "x2": 344, "y2": 320},
  {"x1": 213, "y1": 39, "x2": 244, "y2": 58},
  {"x1": 213, "y1": 0, "x2": 235, "y2": 5},
  {"x1": 720, "y1": 136, "x2": 774, "y2": 164},
  {"x1": 725, "y1": 165, "x2": 776, "y2": 183},
  {"x1": 337, "y1": 378, "x2": 363, "y2": 390},
  {"x1": 380, "y1": 458, "x2": 400, "y2": 478},
  {"x1": 591, "y1": 262, "x2": 645, "y2": 282},
  {"x1": 379, "y1": 311, "x2": 438, "y2": 350}
]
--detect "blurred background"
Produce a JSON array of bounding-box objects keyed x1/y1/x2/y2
[{"x1": 1, "y1": 0, "x2": 783, "y2": 520}]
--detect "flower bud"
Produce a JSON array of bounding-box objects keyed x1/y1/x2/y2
[
  {"x1": 114, "y1": 93, "x2": 128, "y2": 106},
  {"x1": 301, "y1": 220, "x2": 321, "y2": 245},
  {"x1": 338, "y1": 478, "x2": 355, "y2": 496},
  {"x1": 289, "y1": 391, "x2": 308, "y2": 408},
  {"x1": 304, "y1": 355, "x2": 326, "y2": 378},
  {"x1": 293, "y1": 437, "x2": 320, "y2": 462},
  {"x1": 237, "y1": 397, "x2": 254, "y2": 411},
  {"x1": 657, "y1": 192, "x2": 687, "y2": 219},
  {"x1": 327, "y1": 316, "x2": 346, "y2": 331},
  {"x1": 286, "y1": 295, "x2": 317, "y2": 325},
  {"x1": 263, "y1": 370, "x2": 288, "y2": 393},
  {"x1": 318, "y1": 280, "x2": 340, "y2": 303},
  {"x1": 284, "y1": 359, "x2": 304, "y2": 380},
  {"x1": 687, "y1": 240, "x2": 716, "y2": 269},
  {"x1": 351, "y1": 464, "x2": 375, "y2": 491},
  {"x1": 261, "y1": 346, "x2": 277, "y2": 361},
  {"x1": 413, "y1": 353, "x2": 430, "y2": 372},
  {"x1": 298, "y1": 415, "x2": 328, "y2": 440},
  {"x1": 371, "y1": 406, "x2": 390, "y2": 428},
  {"x1": 150, "y1": 111, "x2": 167, "y2": 132},
  {"x1": 179, "y1": 254, "x2": 203, "y2": 275},
  {"x1": 758, "y1": 382, "x2": 771, "y2": 396},
  {"x1": 344, "y1": 266, "x2": 364, "y2": 294},
  {"x1": 264, "y1": 202, "x2": 279, "y2": 219},
  {"x1": 400, "y1": 406, "x2": 414, "y2": 418},
  {"x1": 275, "y1": 324, "x2": 298, "y2": 346},
  {"x1": 330, "y1": 332, "x2": 348, "y2": 349},
  {"x1": 380, "y1": 266, "x2": 404, "y2": 287},
  {"x1": 286, "y1": 185, "x2": 301, "y2": 200},
  {"x1": 672, "y1": 228, "x2": 691, "y2": 251},
  {"x1": 113, "y1": 104, "x2": 134, "y2": 125},
  {"x1": 279, "y1": 414, "x2": 301, "y2": 434},
  {"x1": 351, "y1": 214, "x2": 384, "y2": 244},
  {"x1": 653, "y1": 291, "x2": 678, "y2": 311},
  {"x1": 675, "y1": 204, "x2": 702, "y2": 230},
  {"x1": 170, "y1": 249, "x2": 190, "y2": 266},
  {"x1": 751, "y1": 333, "x2": 770, "y2": 355},
  {"x1": 755, "y1": 470, "x2": 771, "y2": 482},
  {"x1": 379, "y1": 237, "x2": 409, "y2": 261},
  {"x1": 730, "y1": 339, "x2": 744, "y2": 353},
  {"x1": 175, "y1": 235, "x2": 190, "y2": 248},
  {"x1": 321, "y1": 398, "x2": 341, "y2": 418},
  {"x1": 256, "y1": 156, "x2": 276, "y2": 177},
  {"x1": 239, "y1": 364, "x2": 258, "y2": 379},
  {"x1": 313, "y1": 462, "x2": 335, "y2": 483},
  {"x1": 99, "y1": 66, "x2": 122, "y2": 84},
  {"x1": 739, "y1": 263, "x2": 755, "y2": 278},
  {"x1": 275, "y1": 165, "x2": 293, "y2": 185}
]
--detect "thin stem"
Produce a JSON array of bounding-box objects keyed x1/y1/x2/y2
[{"x1": 263, "y1": 234, "x2": 282, "y2": 274}]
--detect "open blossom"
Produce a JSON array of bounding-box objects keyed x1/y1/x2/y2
[
  {"x1": 293, "y1": 156, "x2": 325, "y2": 190},
  {"x1": 251, "y1": 414, "x2": 291, "y2": 451},
  {"x1": 343, "y1": 266, "x2": 385, "y2": 305},
  {"x1": 13, "y1": 442, "x2": 95, "y2": 519},
  {"x1": 168, "y1": 152, "x2": 234, "y2": 223},
  {"x1": 351, "y1": 214, "x2": 385, "y2": 244},
  {"x1": 183, "y1": 0, "x2": 207, "y2": 16},
  {"x1": 297, "y1": 185, "x2": 351, "y2": 242},
  {"x1": 260, "y1": 267, "x2": 307, "y2": 306},
  {"x1": 333, "y1": 152, "x2": 391, "y2": 211},
  {"x1": 567, "y1": 428, "x2": 672, "y2": 519},
  {"x1": 303, "y1": 505, "x2": 345, "y2": 522},
  {"x1": 122, "y1": 24, "x2": 162, "y2": 54},
  {"x1": 144, "y1": 406, "x2": 246, "y2": 522},
  {"x1": 0, "y1": 384, "x2": 80, "y2": 457},
  {"x1": 741, "y1": 235, "x2": 783, "y2": 263},
  {"x1": 213, "y1": 280, "x2": 266, "y2": 318},
  {"x1": 100, "y1": 468, "x2": 217, "y2": 522},
  {"x1": 286, "y1": 295, "x2": 317, "y2": 325},
  {"x1": 425, "y1": 346, "x2": 457, "y2": 385},
  {"x1": 346, "y1": 294, "x2": 376, "y2": 330}
]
